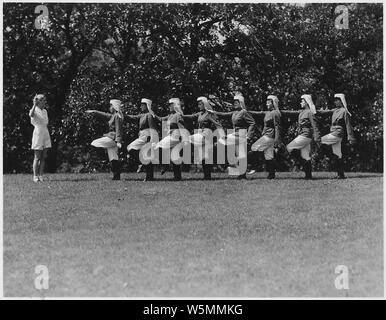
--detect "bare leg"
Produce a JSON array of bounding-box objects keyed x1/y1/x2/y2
[
  {"x1": 39, "y1": 149, "x2": 48, "y2": 178},
  {"x1": 33, "y1": 150, "x2": 42, "y2": 181}
]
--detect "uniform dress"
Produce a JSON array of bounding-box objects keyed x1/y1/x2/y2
[
  {"x1": 30, "y1": 107, "x2": 52, "y2": 150},
  {"x1": 154, "y1": 113, "x2": 188, "y2": 154},
  {"x1": 182, "y1": 111, "x2": 224, "y2": 162},
  {"x1": 251, "y1": 110, "x2": 281, "y2": 160},
  {"x1": 153, "y1": 112, "x2": 188, "y2": 180},
  {"x1": 285, "y1": 109, "x2": 320, "y2": 160},
  {"x1": 320, "y1": 107, "x2": 355, "y2": 158},
  {"x1": 217, "y1": 110, "x2": 256, "y2": 146},
  {"x1": 216, "y1": 109, "x2": 257, "y2": 175},
  {"x1": 126, "y1": 112, "x2": 158, "y2": 179},
  {"x1": 91, "y1": 112, "x2": 123, "y2": 161},
  {"x1": 127, "y1": 113, "x2": 158, "y2": 152}
]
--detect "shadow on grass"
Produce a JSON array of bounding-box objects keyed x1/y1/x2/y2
[
  {"x1": 246, "y1": 173, "x2": 382, "y2": 180},
  {"x1": 123, "y1": 176, "x2": 231, "y2": 182},
  {"x1": 47, "y1": 173, "x2": 381, "y2": 183},
  {"x1": 48, "y1": 177, "x2": 98, "y2": 182},
  {"x1": 343, "y1": 174, "x2": 383, "y2": 179}
]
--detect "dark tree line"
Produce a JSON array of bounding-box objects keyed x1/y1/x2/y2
[{"x1": 3, "y1": 3, "x2": 383, "y2": 173}]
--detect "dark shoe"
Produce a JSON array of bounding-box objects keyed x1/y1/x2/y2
[
  {"x1": 289, "y1": 149, "x2": 302, "y2": 167},
  {"x1": 111, "y1": 160, "x2": 121, "y2": 180},
  {"x1": 160, "y1": 166, "x2": 167, "y2": 175},
  {"x1": 320, "y1": 144, "x2": 333, "y2": 159},
  {"x1": 247, "y1": 150, "x2": 259, "y2": 174},
  {"x1": 144, "y1": 164, "x2": 154, "y2": 181},
  {"x1": 267, "y1": 172, "x2": 275, "y2": 179},
  {"x1": 336, "y1": 158, "x2": 346, "y2": 179},
  {"x1": 237, "y1": 173, "x2": 247, "y2": 180},
  {"x1": 172, "y1": 163, "x2": 182, "y2": 181},
  {"x1": 215, "y1": 165, "x2": 227, "y2": 172},
  {"x1": 266, "y1": 160, "x2": 275, "y2": 179},
  {"x1": 304, "y1": 160, "x2": 312, "y2": 180},
  {"x1": 203, "y1": 164, "x2": 212, "y2": 180}
]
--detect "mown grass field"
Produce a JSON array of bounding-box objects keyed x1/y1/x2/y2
[{"x1": 3, "y1": 171, "x2": 383, "y2": 297}]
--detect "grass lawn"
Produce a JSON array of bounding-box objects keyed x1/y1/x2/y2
[{"x1": 3, "y1": 171, "x2": 383, "y2": 297}]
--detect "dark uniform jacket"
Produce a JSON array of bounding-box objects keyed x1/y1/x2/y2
[{"x1": 95, "y1": 111, "x2": 123, "y2": 143}]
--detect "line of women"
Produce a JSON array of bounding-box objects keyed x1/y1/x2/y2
[{"x1": 86, "y1": 93, "x2": 356, "y2": 181}]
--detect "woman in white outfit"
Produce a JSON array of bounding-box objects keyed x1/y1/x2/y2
[
  {"x1": 86, "y1": 99, "x2": 123, "y2": 180},
  {"x1": 208, "y1": 95, "x2": 257, "y2": 179},
  {"x1": 29, "y1": 94, "x2": 52, "y2": 182},
  {"x1": 126, "y1": 98, "x2": 158, "y2": 181},
  {"x1": 318, "y1": 93, "x2": 356, "y2": 179},
  {"x1": 249, "y1": 95, "x2": 282, "y2": 179},
  {"x1": 153, "y1": 98, "x2": 189, "y2": 181},
  {"x1": 180, "y1": 96, "x2": 225, "y2": 180},
  {"x1": 282, "y1": 95, "x2": 321, "y2": 180}
]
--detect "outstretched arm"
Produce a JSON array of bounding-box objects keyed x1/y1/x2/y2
[
  {"x1": 125, "y1": 114, "x2": 142, "y2": 122},
  {"x1": 153, "y1": 114, "x2": 169, "y2": 122},
  {"x1": 208, "y1": 110, "x2": 233, "y2": 118},
  {"x1": 248, "y1": 110, "x2": 266, "y2": 117},
  {"x1": 181, "y1": 113, "x2": 199, "y2": 120},
  {"x1": 281, "y1": 110, "x2": 300, "y2": 120},
  {"x1": 317, "y1": 109, "x2": 334, "y2": 116},
  {"x1": 85, "y1": 110, "x2": 112, "y2": 118}
]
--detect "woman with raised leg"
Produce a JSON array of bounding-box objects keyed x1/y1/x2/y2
[
  {"x1": 126, "y1": 98, "x2": 158, "y2": 181},
  {"x1": 208, "y1": 95, "x2": 257, "y2": 180},
  {"x1": 282, "y1": 95, "x2": 321, "y2": 180},
  {"x1": 180, "y1": 96, "x2": 225, "y2": 180},
  {"x1": 318, "y1": 94, "x2": 356, "y2": 179},
  {"x1": 249, "y1": 95, "x2": 282, "y2": 179},
  {"x1": 153, "y1": 98, "x2": 189, "y2": 181},
  {"x1": 86, "y1": 99, "x2": 123, "y2": 180}
]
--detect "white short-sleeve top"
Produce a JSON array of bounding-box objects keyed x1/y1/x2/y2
[{"x1": 31, "y1": 107, "x2": 49, "y2": 127}]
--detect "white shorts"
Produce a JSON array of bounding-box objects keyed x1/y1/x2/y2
[
  {"x1": 154, "y1": 130, "x2": 181, "y2": 150},
  {"x1": 188, "y1": 131, "x2": 216, "y2": 163},
  {"x1": 91, "y1": 136, "x2": 118, "y2": 161},
  {"x1": 251, "y1": 135, "x2": 275, "y2": 160},
  {"x1": 189, "y1": 132, "x2": 205, "y2": 146},
  {"x1": 127, "y1": 130, "x2": 150, "y2": 152},
  {"x1": 286, "y1": 135, "x2": 312, "y2": 160},
  {"x1": 31, "y1": 126, "x2": 51, "y2": 150},
  {"x1": 218, "y1": 131, "x2": 248, "y2": 164},
  {"x1": 321, "y1": 133, "x2": 342, "y2": 158},
  {"x1": 218, "y1": 131, "x2": 247, "y2": 146}
]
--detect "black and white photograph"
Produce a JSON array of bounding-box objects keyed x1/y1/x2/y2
[{"x1": 1, "y1": 1, "x2": 384, "y2": 299}]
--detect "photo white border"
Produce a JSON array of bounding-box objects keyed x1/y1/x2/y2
[{"x1": 0, "y1": 0, "x2": 384, "y2": 300}]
